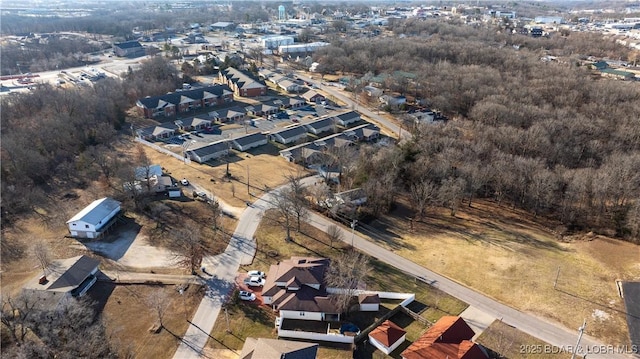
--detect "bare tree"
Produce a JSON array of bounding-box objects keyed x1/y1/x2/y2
[
  {"x1": 169, "y1": 227, "x2": 206, "y2": 274},
  {"x1": 271, "y1": 188, "x2": 296, "y2": 241},
  {"x1": 1, "y1": 292, "x2": 37, "y2": 344},
  {"x1": 438, "y1": 177, "x2": 466, "y2": 216},
  {"x1": 146, "y1": 291, "x2": 170, "y2": 328},
  {"x1": 409, "y1": 177, "x2": 436, "y2": 219},
  {"x1": 284, "y1": 173, "x2": 309, "y2": 232},
  {"x1": 32, "y1": 241, "x2": 51, "y2": 278},
  {"x1": 326, "y1": 224, "x2": 344, "y2": 249},
  {"x1": 324, "y1": 251, "x2": 371, "y2": 315}
]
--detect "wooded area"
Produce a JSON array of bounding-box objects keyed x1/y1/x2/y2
[
  {"x1": 313, "y1": 20, "x2": 640, "y2": 242},
  {"x1": 0, "y1": 57, "x2": 181, "y2": 229}
]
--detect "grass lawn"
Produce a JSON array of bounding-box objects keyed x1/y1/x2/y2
[
  {"x1": 361, "y1": 197, "x2": 640, "y2": 345},
  {"x1": 477, "y1": 320, "x2": 575, "y2": 359},
  {"x1": 205, "y1": 212, "x2": 468, "y2": 358}
]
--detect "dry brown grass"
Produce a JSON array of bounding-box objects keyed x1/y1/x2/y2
[
  {"x1": 364, "y1": 197, "x2": 640, "y2": 345},
  {"x1": 95, "y1": 282, "x2": 204, "y2": 359},
  {"x1": 477, "y1": 320, "x2": 574, "y2": 359},
  {"x1": 139, "y1": 141, "x2": 306, "y2": 208}
]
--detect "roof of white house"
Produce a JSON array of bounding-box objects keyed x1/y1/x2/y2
[{"x1": 66, "y1": 197, "x2": 121, "y2": 225}]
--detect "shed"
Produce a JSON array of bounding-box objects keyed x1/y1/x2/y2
[
  {"x1": 369, "y1": 320, "x2": 406, "y2": 355},
  {"x1": 358, "y1": 293, "x2": 380, "y2": 311}
]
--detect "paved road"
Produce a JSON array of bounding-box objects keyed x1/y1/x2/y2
[
  {"x1": 298, "y1": 176, "x2": 637, "y2": 359},
  {"x1": 172, "y1": 190, "x2": 276, "y2": 359}
]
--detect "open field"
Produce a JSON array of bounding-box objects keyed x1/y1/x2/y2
[
  {"x1": 362, "y1": 197, "x2": 640, "y2": 345},
  {"x1": 205, "y1": 212, "x2": 468, "y2": 358},
  {"x1": 477, "y1": 320, "x2": 574, "y2": 359}
]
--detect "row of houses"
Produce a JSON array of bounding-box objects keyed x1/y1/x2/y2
[
  {"x1": 279, "y1": 122, "x2": 380, "y2": 165},
  {"x1": 218, "y1": 67, "x2": 267, "y2": 97},
  {"x1": 136, "y1": 84, "x2": 234, "y2": 119},
  {"x1": 185, "y1": 132, "x2": 270, "y2": 163},
  {"x1": 270, "y1": 111, "x2": 363, "y2": 145}
]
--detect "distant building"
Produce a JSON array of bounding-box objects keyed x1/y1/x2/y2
[
  {"x1": 218, "y1": 67, "x2": 267, "y2": 97},
  {"x1": 113, "y1": 40, "x2": 145, "y2": 57},
  {"x1": 534, "y1": 16, "x2": 564, "y2": 24},
  {"x1": 136, "y1": 85, "x2": 234, "y2": 118},
  {"x1": 278, "y1": 42, "x2": 330, "y2": 54},
  {"x1": 261, "y1": 35, "x2": 295, "y2": 50}
]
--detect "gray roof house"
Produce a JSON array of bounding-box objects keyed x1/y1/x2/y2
[
  {"x1": 136, "y1": 122, "x2": 180, "y2": 140},
  {"x1": 240, "y1": 338, "x2": 318, "y2": 359},
  {"x1": 269, "y1": 125, "x2": 308, "y2": 144},
  {"x1": 232, "y1": 132, "x2": 268, "y2": 151},
  {"x1": 278, "y1": 79, "x2": 300, "y2": 93},
  {"x1": 301, "y1": 90, "x2": 325, "y2": 103},
  {"x1": 176, "y1": 116, "x2": 213, "y2": 130},
  {"x1": 303, "y1": 117, "x2": 335, "y2": 135},
  {"x1": 333, "y1": 111, "x2": 361, "y2": 126},
  {"x1": 246, "y1": 103, "x2": 279, "y2": 116},
  {"x1": 209, "y1": 107, "x2": 247, "y2": 122},
  {"x1": 66, "y1": 197, "x2": 121, "y2": 239},
  {"x1": 24, "y1": 255, "x2": 100, "y2": 303},
  {"x1": 279, "y1": 96, "x2": 307, "y2": 109},
  {"x1": 343, "y1": 123, "x2": 380, "y2": 142},
  {"x1": 187, "y1": 141, "x2": 230, "y2": 163}
]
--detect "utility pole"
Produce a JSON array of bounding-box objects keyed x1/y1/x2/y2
[
  {"x1": 179, "y1": 289, "x2": 187, "y2": 320},
  {"x1": 224, "y1": 306, "x2": 231, "y2": 333},
  {"x1": 570, "y1": 319, "x2": 586, "y2": 359},
  {"x1": 247, "y1": 165, "x2": 250, "y2": 195},
  {"x1": 553, "y1": 266, "x2": 561, "y2": 289},
  {"x1": 350, "y1": 219, "x2": 358, "y2": 248}
]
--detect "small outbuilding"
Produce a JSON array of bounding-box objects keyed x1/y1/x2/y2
[{"x1": 369, "y1": 320, "x2": 407, "y2": 355}]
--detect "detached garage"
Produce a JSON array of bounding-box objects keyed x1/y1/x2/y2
[{"x1": 66, "y1": 197, "x2": 121, "y2": 239}]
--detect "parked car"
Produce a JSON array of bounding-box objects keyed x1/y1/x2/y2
[
  {"x1": 239, "y1": 290, "x2": 256, "y2": 301},
  {"x1": 180, "y1": 178, "x2": 189, "y2": 186},
  {"x1": 244, "y1": 276, "x2": 265, "y2": 287},
  {"x1": 247, "y1": 270, "x2": 265, "y2": 278}
]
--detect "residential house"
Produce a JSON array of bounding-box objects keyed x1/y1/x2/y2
[
  {"x1": 591, "y1": 61, "x2": 609, "y2": 70},
  {"x1": 246, "y1": 103, "x2": 279, "y2": 117},
  {"x1": 240, "y1": 338, "x2": 318, "y2": 359},
  {"x1": 335, "y1": 188, "x2": 367, "y2": 206},
  {"x1": 232, "y1": 132, "x2": 268, "y2": 151},
  {"x1": 134, "y1": 164, "x2": 163, "y2": 180},
  {"x1": 258, "y1": 68, "x2": 276, "y2": 80},
  {"x1": 363, "y1": 85, "x2": 383, "y2": 98},
  {"x1": 23, "y1": 255, "x2": 100, "y2": 302},
  {"x1": 136, "y1": 85, "x2": 234, "y2": 118},
  {"x1": 279, "y1": 96, "x2": 307, "y2": 109},
  {"x1": 303, "y1": 117, "x2": 335, "y2": 135},
  {"x1": 343, "y1": 123, "x2": 380, "y2": 142},
  {"x1": 269, "y1": 125, "x2": 308, "y2": 144},
  {"x1": 136, "y1": 122, "x2": 180, "y2": 141},
  {"x1": 218, "y1": 67, "x2": 267, "y2": 97},
  {"x1": 186, "y1": 141, "x2": 230, "y2": 163},
  {"x1": 278, "y1": 79, "x2": 300, "y2": 93},
  {"x1": 113, "y1": 40, "x2": 145, "y2": 57},
  {"x1": 408, "y1": 110, "x2": 435, "y2": 124},
  {"x1": 262, "y1": 257, "x2": 340, "y2": 321},
  {"x1": 176, "y1": 116, "x2": 212, "y2": 131},
  {"x1": 209, "y1": 107, "x2": 247, "y2": 123},
  {"x1": 369, "y1": 320, "x2": 406, "y2": 355},
  {"x1": 66, "y1": 198, "x2": 121, "y2": 239},
  {"x1": 301, "y1": 90, "x2": 325, "y2": 103},
  {"x1": 380, "y1": 94, "x2": 407, "y2": 106},
  {"x1": 333, "y1": 111, "x2": 361, "y2": 126},
  {"x1": 401, "y1": 316, "x2": 488, "y2": 359}
]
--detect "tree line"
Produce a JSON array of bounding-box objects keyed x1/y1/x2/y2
[
  {"x1": 312, "y1": 19, "x2": 640, "y2": 242},
  {"x1": 0, "y1": 57, "x2": 181, "y2": 230}
]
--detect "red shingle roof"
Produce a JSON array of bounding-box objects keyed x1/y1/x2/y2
[
  {"x1": 401, "y1": 316, "x2": 487, "y2": 359},
  {"x1": 369, "y1": 320, "x2": 406, "y2": 348}
]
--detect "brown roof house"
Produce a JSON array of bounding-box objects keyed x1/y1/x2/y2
[
  {"x1": 262, "y1": 257, "x2": 340, "y2": 321},
  {"x1": 401, "y1": 316, "x2": 488, "y2": 359},
  {"x1": 369, "y1": 320, "x2": 407, "y2": 355},
  {"x1": 240, "y1": 338, "x2": 318, "y2": 359}
]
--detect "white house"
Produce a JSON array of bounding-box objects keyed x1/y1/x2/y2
[
  {"x1": 303, "y1": 117, "x2": 335, "y2": 135},
  {"x1": 369, "y1": 320, "x2": 406, "y2": 355},
  {"x1": 232, "y1": 132, "x2": 268, "y2": 151},
  {"x1": 66, "y1": 197, "x2": 121, "y2": 239},
  {"x1": 333, "y1": 111, "x2": 361, "y2": 126},
  {"x1": 358, "y1": 293, "x2": 380, "y2": 311},
  {"x1": 269, "y1": 125, "x2": 308, "y2": 144},
  {"x1": 187, "y1": 141, "x2": 230, "y2": 163}
]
